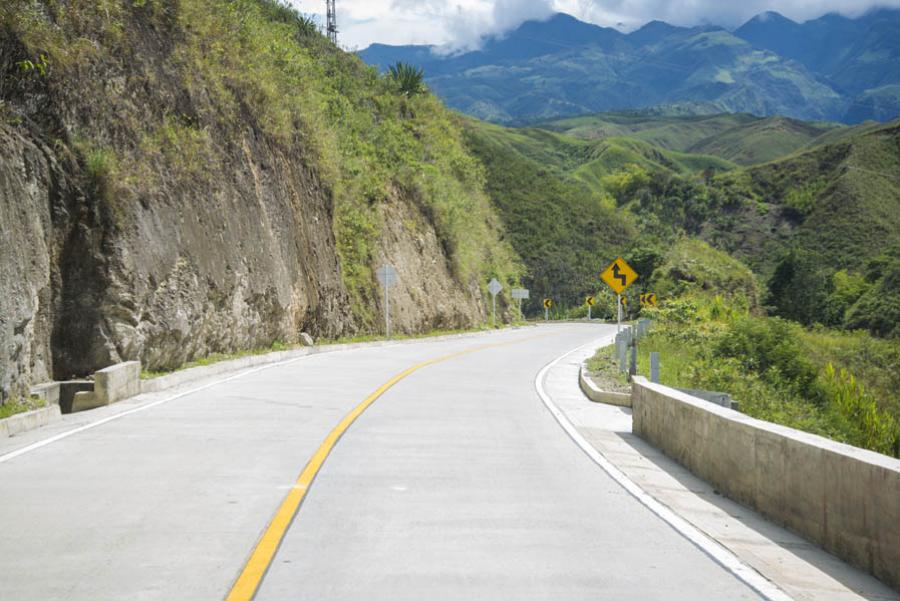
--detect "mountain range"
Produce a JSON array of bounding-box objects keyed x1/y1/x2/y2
[{"x1": 359, "y1": 10, "x2": 900, "y2": 124}]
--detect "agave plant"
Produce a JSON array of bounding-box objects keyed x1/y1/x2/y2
[{"x1": 388, "y1": 62, "x2": 426, "y2": 97}]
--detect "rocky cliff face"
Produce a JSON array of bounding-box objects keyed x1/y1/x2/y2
[{"x1": 0, "y1": 1, "x2": 513, "y2": 401}]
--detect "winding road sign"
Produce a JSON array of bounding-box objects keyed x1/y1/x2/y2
[{"x1": 601, "y1": 257, "x2": 638, "y2": 295}]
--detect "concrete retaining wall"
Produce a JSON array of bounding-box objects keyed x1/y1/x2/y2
[
  {"x1": 578, "y1": 365, "x2": 631, "y2": 407},
  {"x1": 632, "y1": 377, "x2": 900, "y2": 591}
]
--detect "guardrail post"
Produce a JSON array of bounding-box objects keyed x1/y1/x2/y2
[
  {"x1": 650, "y1": 352, "x2": 660, "y2": 383},
  {"x1": 629, "y1": 341, "x2": 637, "y2": 379}
]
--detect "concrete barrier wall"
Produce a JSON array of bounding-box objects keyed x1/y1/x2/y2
[
  {"x1": 95, "y1": 361, "x2": 141, "y2": 404},
  {"x1": 70, "y1": 362, "x2": 142, "y2": 413},
  {"x1": 631, "y1": 377, "x2": 900, "y2": 591}
]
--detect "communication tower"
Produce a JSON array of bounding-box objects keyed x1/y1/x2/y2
[{"x1": 326, "y1": 0, "x2": 337, "y2": 45}]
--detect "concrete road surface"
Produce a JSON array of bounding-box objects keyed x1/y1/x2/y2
[{"x1": 0, "y1": 324, "x2": 763, "y2": 600}]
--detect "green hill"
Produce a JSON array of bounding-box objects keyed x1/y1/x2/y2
[
  {"x1": 701, "y1": 121, "x2": 900, "y2": 331},
  {"x1": 538, "y1": 112, "x2": 846, "y2": 166},
  {"x1": 472, "y1": 108, "x2": 900, "y2": 336},
  {"x1": 465, "y1": 117, "x2": 735, "y2": 198},
  {"x1": 461, "y1": 119, "x2": 637, "y2": 312},
  {"x1": 708, "y1": 121, "x2": 900, "y2": 273}
]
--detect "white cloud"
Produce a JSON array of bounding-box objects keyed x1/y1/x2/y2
[
  {"x1": 556, "y1": 0, "x2": 900, "y2": 30},
  {"x1": 288, "y1": 0, "x2": 900, "y2": 50}
]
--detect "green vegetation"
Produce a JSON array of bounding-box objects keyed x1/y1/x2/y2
[
  {"x1": 462, "y1": 118, "x2": 636, "y2": 313},
  {"x1": 464, "y1": 110, "x2": 900, "y2": 344},
  {"x1": 539, "y1": 112, "x2": 845, "y2": 166},
  {"x1": 1, "y1": 0, "x2": 522, "y2": 334},
  {"x1": 633, "y1": 295, "x2": 900, "y2": 458},
  {"x1": 387, "y1": 62, "x2": 426, "y2": 97},
  {"x1": 0, "y1": 396, "x2": 46, "y2": 420},
  {"x1": 542, "y1": 118, "x2": 900, "y2": 340},
  {"x1": 584, "y1": 346, "x2": 631, "y2": 393},
  {"x1": 464, "y1": 118, "x2": 736, "y2": 199},
  {"x1": 649, "y1": 239, "x2": 760, "y2": 310}
]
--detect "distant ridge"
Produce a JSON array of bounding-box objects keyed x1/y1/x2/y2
[{"x1": 359, "y1": 10, "x2": 900, "y2": 124}]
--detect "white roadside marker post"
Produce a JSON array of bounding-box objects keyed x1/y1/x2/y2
[{"x1": 488, "y1": 279, "x2": 502, "y2": 328}]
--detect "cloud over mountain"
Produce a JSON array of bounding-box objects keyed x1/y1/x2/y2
[{"x1": 296, "y1": 0, "x2": 900, "y2": 50}]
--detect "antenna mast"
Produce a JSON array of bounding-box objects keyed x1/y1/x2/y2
[{"x1": 326, "y1": 0, "x2": 337, "y2": 45}]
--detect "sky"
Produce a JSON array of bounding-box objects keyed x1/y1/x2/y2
[{"x1": 288, "y1": 0, "x2": 900, "y2": 51}]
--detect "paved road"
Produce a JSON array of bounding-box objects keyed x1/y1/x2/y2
[{"x1": 0, "y1": 324, "x2": 761, "y2": 600}]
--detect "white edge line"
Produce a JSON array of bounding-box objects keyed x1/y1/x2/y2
[
  {"x1": 534, "y1": 337, "x2": 794, "y2": 601},
  {"x1": 0, "y1": 349, "x2": 344, "y2": 465}
]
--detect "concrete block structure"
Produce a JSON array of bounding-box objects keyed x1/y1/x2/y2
[{"x1": 632, "y1": 377, "x2": 900, "y2": 591}]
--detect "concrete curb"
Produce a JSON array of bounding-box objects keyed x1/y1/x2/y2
[
  {"x1": 141, "y1": 326, "x2": 537, "y2": 396},
  {"x1": 578, "y1": 364, "x2": 632, "y2": 408},
  {"x1": 0, "y1": 404, "x2": 62, "y2": 438}
]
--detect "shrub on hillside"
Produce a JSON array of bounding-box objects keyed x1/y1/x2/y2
[
  {"x1": 388, "y1": 62, "x2": 426, "y2": 97},
  {"x1": 712, "y1": 317, "x2": 819, "y2": 398},
  {"x1": 821, "y1": 363, "x2": 900, "y2": 457},
  {"x1": 767, "y1": 247, "x2": 833, "y2": 326},
  {"x1": 844, "y1": 260, "x2": 900, "y2": 338},
  {"x1": 650, "y1": 238, "x2": 761, "y2": 309}
]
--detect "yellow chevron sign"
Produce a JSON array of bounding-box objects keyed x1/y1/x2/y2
[{"x1": 640, "y1": 293, "x2": 658, "y2": 307}]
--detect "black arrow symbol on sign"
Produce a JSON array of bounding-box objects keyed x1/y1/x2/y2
[{"x1": 613, "y1": 264, "x2": 627, "y2": 287}]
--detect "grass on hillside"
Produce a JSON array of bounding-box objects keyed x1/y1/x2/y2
[
  {"x1": 536, "y1": 112, "x2": 844, "y2": 166},
  {"x1": 462, "y1": 118, "x2": 638, "y2": 314},
  {"x1": 2, "y1": 0, "x2": 523, "y2": 335}
]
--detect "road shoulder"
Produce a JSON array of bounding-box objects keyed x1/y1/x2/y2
[{"x1": 544, "y1": 338, "x2": 900, "y2": 601}]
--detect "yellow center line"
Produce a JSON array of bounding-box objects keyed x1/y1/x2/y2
[{"x1": 225, "y1": 332, "x2": 553, "y2": 601}]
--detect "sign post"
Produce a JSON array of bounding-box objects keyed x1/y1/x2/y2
[
  {"x1": 617, "y1": 295, "x2": 622, "y2": 332},
  {"x1": 488, "y1": 278, "x2": 503, "y2": 327},
  {"x1": 586, "y1": 296, "x2": 596, "y2": 321},
  {"x1": 543, "y1": 298, "x2": 553, "y2": 321},
  {"x1": 511, "y1": 288, "x2": 529, "y2": 317},
  {"x1": 376, "y1": 264, "x2": 398, "y2": 339},
  {"x1": 600, "y1": 257, "x2": 639, "y2": 334}
]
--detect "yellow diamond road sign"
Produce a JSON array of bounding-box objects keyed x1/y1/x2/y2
[{"x1": 600, "y1": 257, "x2": 638, "y2": 295}]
